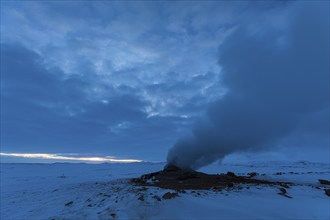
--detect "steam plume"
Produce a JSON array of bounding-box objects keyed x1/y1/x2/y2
[{"x1": 167, "y1": 2, "x2": 329, "y2": 170}]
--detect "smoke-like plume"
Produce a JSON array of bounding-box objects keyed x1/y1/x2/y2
[{"x1": 167, "y1": 2, "x2": 329, "y2": 170}]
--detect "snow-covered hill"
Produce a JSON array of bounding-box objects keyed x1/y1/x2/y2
[{"x1": 1, "y1": 161, "x2": 329, "y2": 219}]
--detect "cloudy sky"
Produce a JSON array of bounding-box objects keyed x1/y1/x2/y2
[{"x1": 1, "y1": 1, "x2": 329, "y2": 163}]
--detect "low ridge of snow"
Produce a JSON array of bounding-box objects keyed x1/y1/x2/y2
[{"x1": 1, "y1": 161, "x2": 329, "y2": 219}]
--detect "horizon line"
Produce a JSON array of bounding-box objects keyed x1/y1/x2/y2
[{"x1": 0, "y1": 152, "x2": 144, "y2": 163}]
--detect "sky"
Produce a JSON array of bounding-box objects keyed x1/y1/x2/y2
[{"x1": 1, "y1": 1, "x2": 329, "y2": 163}]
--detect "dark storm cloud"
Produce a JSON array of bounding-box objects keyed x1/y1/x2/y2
[
  {"x1": 167, "y1": 1, "x2": 329, "y2": 169},
  {"x1": 0, "y1": 44, "x2": 182, "y2": 156},
  {"x1": 1, "y1": 43, "x2": 194, "y2": 159}
]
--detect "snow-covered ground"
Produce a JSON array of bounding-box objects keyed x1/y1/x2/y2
[{"x1": 1, "y1": 161, "x2": 329, "y2": 219}]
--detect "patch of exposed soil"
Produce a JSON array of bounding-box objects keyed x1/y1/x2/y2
[
  {"x1": 131, "y1": 165, "x2": 291, "y2": 190},
  {"x1": 162, "y1": 192, "x2": 178, "y2": 199},
  {"x1": 319, "y1": 179, "x2": 330, "y2": 185}
]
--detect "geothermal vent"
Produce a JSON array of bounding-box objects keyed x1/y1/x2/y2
[{"x1": 131, "y1": 164, "x2": 289, "y2": 190}]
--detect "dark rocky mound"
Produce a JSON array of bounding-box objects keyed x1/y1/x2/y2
[
  {"x1": 325, "y1": 189, "x2": 330, "y2": 197},
  {"x1": 131, "y1": 164, "x2": 290, "y2": 190}
]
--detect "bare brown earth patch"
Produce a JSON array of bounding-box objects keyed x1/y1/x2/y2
[
  {"x1": 131, "y1": 165, "x2": 291, "y2": 190},
  {"x1": 319, "y1": 179, "x2": 330, "y2": 185}
]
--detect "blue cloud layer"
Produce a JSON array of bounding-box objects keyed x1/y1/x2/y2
[{"x1": 1, "y1": 1, "x2": 328, "y2": 162}]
